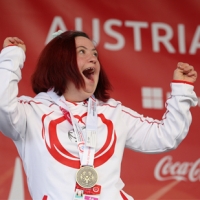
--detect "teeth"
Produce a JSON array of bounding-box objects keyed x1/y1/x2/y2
[
  {"x1": 83, "y1": 67, "x2": 95, "y2": 79},
  {"x1": 83, "y1": 67, "x2": 94, "y2": 72}
]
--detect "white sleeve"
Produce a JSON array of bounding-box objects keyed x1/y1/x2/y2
[
  {"x1": 123, "y1": 82, "x2": 198, "y2": 153},
  {"x1": 0, "y1": 46, "x2": 27, "y2": 141}
]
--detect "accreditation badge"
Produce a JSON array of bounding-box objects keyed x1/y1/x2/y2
[{"x1": 73, "y1": 182, "x2": 101, "y2": 200}]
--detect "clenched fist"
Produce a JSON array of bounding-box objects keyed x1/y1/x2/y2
[
  {"x1": 173, "y1": 62, "x2": 197, "y2": 83},
  {"x1": 3, "y1": 37, "x2": 26, "y2": 52}
]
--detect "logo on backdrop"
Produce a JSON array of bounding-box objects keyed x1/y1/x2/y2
[
  {"x1": 154, "y1": 155, "x2": 200, "y2": 182},
  {"x1": 141, "y1": 87, "x2": 200, "y2": 110}
]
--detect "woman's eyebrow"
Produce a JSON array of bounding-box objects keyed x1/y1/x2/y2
[
  {"x1": 76, "y1": 46, "x2": 97, "y2": 51},
  {"x1": 76, "y1": 46, "x2": 86, "y2": 49}
]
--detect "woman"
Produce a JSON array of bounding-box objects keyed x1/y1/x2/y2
[{"x1": 0, "y1": 30, "x2": 198, "y2": 200}]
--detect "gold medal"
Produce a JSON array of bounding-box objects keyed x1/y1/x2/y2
[{"x1": 76, "y1": 166, "x2": 98, "y2": 188}]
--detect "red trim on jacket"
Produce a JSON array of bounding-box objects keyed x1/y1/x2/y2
[
  {"x1": 5, "y1": 44, "x2": 17, "y2": 48},
  {"x1": 42, "y1": 195, "x2": 48, "y2": 200},
  {"x1": 172, "y1": 80, "x2": 194, "y2": 85},
  {"x1": 120, "y1": 191, "x2": 128, "y2": 200}
]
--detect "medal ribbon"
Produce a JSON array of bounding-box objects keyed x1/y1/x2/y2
[{"x1": 47, "y1": 89, "x2": 97, "y2": 167}]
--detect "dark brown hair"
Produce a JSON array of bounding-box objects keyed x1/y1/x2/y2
[{"x1": 31, "y1": 30, "x2": 112, "y2": 102}]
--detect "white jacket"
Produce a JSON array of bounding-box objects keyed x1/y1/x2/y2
[{"x1": 0, "y1": 46, "x2": 198, "y2": 200}]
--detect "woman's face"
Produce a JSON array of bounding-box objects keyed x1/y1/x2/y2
[{"x1": 64, "y1": 36, "x2": 100, "y2": 102}]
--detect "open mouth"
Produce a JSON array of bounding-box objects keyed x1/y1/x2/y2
[{"x1": 82, "y1": 67, "x2": 95, "y2": 80}]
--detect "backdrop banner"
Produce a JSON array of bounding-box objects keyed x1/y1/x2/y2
[{"x1": 0, "y1": 0, "x2": 199, "y2": 199}]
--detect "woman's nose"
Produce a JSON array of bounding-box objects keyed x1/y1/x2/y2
[{"x1": 88, "y1": 53, "x2": 97, "y2": 63}]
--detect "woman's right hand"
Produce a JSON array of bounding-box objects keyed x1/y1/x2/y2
[{"x1": 3, "y1": 37, "x2": 26, "y2": 52}]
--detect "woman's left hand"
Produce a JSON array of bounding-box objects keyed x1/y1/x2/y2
[{"x1": 173, "y1": 62, "x2": 197, "y2": 83}]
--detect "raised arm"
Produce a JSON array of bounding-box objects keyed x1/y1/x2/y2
[
  {"x1": 124, "y1": 62, "x2": 198, "y2": 153},
  {"x1": 0, "y1": 37, "x2": 26, "y2": 140}
]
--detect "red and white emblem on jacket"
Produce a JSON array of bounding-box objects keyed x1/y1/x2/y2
[{"x1": 41, "y1": 112, "x2": 117, "y2": 169}]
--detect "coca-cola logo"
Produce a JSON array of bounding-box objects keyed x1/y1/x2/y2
[{"x1": 154, "y1": 155, "x2": 200, "y2": 182}]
